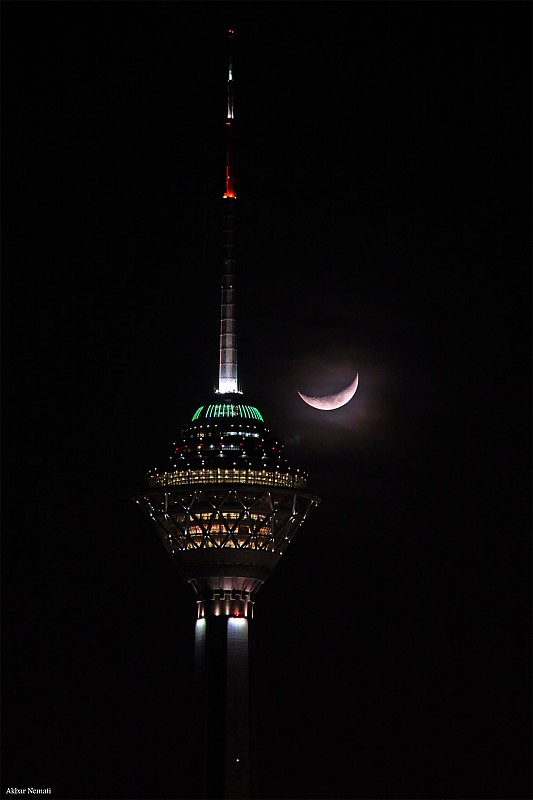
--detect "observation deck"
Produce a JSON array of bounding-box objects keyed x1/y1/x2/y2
[{"x1": 136, "y1": 394, "x2": 320, "y2": 618}]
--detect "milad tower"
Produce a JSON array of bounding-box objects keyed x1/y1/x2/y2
[{"x1": 135, "y1": 29, "x2": 320, "y2": 799}]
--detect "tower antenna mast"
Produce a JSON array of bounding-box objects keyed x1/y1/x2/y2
[{"x1": 218, "y1": 28, "x2": 239, "y2": 394}]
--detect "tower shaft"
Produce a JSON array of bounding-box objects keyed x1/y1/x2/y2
[{"x1": 195, "y1": 616, "x2": 253, "y2": 799}]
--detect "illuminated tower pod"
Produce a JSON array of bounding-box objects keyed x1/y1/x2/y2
[{"x1": 135, "y1": 30, "x2": 320, "y2": 800}]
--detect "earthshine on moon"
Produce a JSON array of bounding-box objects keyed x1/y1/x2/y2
[{"x1": 298, "y1": 373, "x2": 359, "y2": 411}]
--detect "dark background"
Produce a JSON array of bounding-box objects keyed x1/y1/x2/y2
[{"x1": 2, "y1": 2, "x2": 531, "y2": 799}]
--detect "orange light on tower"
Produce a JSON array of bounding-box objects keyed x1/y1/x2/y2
[{"x1": 224, "y1": 165, "x2": 236, "y2": 199}]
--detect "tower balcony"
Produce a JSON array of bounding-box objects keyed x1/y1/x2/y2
[{"x1": 147, "y1": 466, "x2": 308, "y2": 490}]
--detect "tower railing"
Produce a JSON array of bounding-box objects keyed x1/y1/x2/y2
[{"x1": 148, "y1": 466, "x2": 308, "y2": 489}]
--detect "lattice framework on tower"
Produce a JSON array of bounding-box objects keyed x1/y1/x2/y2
[{"x1": 139, "y1": 487, "x2": 317, "y2": 554}]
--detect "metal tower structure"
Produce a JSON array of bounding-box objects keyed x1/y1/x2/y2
[{"x1": 135, "y1": 29, "x2": 320, "y2": 800}]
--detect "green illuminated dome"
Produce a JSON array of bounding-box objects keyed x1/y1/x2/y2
[
  {"x1": 147, "y1": 394, "x2": 307, "y2": 490},
  {"x1": 192, "y1": 401, "x2": 264, "y2": 423}
]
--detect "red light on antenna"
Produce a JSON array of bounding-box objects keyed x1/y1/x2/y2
[{"x1": 228, "y1": 29, "x2": 234, "y2": 34}]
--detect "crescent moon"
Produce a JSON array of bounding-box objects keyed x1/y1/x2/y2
[{"x1": 298, "y1": 373, "x2": 359, "y2": 411}]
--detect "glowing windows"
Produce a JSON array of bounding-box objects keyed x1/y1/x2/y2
[{"x1": 147, "y1": 467, "x2": 306, "y2": 490}]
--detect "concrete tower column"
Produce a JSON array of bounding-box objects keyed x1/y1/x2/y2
[
  {"x1": 194, "y1": 614, "x2": 254, "y2": 799},
  {"x1": 226, "y1": 617, "x2": 250, "y2": 797}
]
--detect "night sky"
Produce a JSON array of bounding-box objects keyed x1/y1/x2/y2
[{"x1": 2, "y1": 2, "x2": 531, "y2": 799}]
